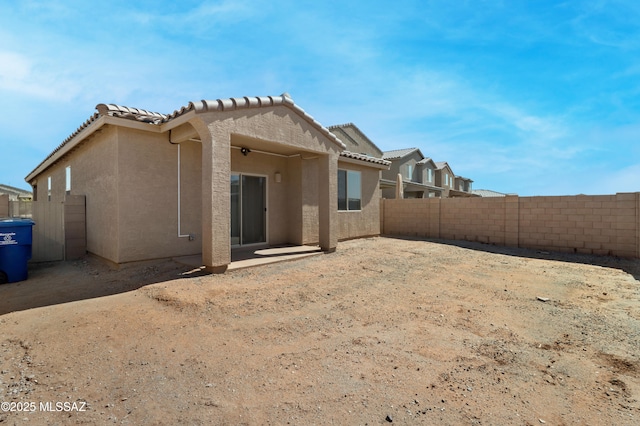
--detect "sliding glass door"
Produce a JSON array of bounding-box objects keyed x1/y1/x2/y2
[{"x1": 230, "y1": 174, "x2": 266, "y2": 246}]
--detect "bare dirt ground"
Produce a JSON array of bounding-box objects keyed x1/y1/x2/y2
[{"x1": 1, "y1": 236, "x2": 639, "y2": 425}]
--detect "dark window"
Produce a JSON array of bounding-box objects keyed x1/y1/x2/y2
[{"x1": 338, "y1": 169, "x2": 361, "y2": 211}]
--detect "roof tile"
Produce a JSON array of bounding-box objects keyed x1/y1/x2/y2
[
  {"x1": 26, "y1": 93, "x2": 347, "y2": 180},
  {"x1": 382, "y1": 148, "x2": 420, "y2": 160},
  {"x1": 340, "y1": 151, "x2": 390, "y2": 166}
]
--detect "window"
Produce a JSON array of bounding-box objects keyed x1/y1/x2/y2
[
  {"x1": 47, "y1": 176, "x2": 52, "y2": 201},
  {"x1": 65, "y1": 166, "x2": 71, "y2": 194},
  {"x1": 338, "y1": 169, "x2": 361, "y2": 211},
  {"x1": 427, "y1": 168, "x2": 432, "y2": 182},
  {"x1": 406, "y1": 164, "x2": 412, "y2": 180}
]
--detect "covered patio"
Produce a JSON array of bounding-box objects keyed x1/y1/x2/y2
[{"x1": 163, "y1": 94, "x2": 345, "y2": 272}]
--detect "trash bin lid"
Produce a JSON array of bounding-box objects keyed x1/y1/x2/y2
[{"x1": 0, "y1": 219, "x2": 35, "y2": 227}]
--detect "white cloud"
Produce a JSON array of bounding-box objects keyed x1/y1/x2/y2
[{"x1": 0, "y1": 50, "x2": 82, "y2": 101}]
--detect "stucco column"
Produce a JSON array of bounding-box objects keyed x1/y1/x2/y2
[
  {"x1": 318, "y1": 152, "x2": 337, "y2": 252},
  {"x1": 200, "y1": 124, "x2": 231, "y2": 272}
]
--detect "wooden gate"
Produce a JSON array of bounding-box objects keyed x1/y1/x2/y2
[{"x1": 31, "y1": 195, "x2": 86, "y2": 262}]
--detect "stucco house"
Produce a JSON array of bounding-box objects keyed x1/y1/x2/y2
[
  {"x1": 434, "y1": 161, "x2": 457, "y2": 198},
  {"x1": 0, "y1": 184, "x2": 32, "y2": 201},
  {"x1": 25, "y1": 93, "x2": 389, "y2": 272},
  {"x1": 452, "y1": 175, "x2": 478, "y2": 198},
  {"x1": 380, "y1": 148, "x2": 444, "y2": 199},
  {"x1": 327, "y1": 123, "x2": 383, "y2": 158}
]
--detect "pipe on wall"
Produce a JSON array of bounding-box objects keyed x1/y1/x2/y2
[
  {"x1": 169, "y1": 130, "x2": 191, "y2": 239},
  {"x1": 176, "y1": 143, "x2": 190, "y2": 239}
]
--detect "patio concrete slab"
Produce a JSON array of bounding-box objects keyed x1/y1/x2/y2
[{"x1": 173, "y1": 245, "x2": 323, "y2": 272}]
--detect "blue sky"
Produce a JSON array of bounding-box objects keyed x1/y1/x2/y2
[{"x1": 1, "y1": 0, "x2": 639, "y2": 196}]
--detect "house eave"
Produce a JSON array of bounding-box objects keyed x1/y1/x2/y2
[
  {"x1": 26, "y1": 115, "x2": 106, "y2": 183},
  {"x1": 25, "y1": 116, "x2": 164, "y2": 184},
  {"x1": 338, "y1": 155, "x2": 390, "y2": 170}
]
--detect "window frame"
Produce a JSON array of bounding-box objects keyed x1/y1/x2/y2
[
  {"x1": 337, "y1": 169, "x2": 362, "y2": 211},
  {"x1": 65, "y1": 166, "x2": 71, "y2": 194}
]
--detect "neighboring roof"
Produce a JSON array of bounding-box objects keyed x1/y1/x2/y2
[
  {"x1": 434, "y1": 161, "x2": 450, "y2": 169},
  {"x1": 416, "y1": 157, "x2": 436, "y2": 167},
  {"x1": 472, "y1": 189, "x2": 507, "y2": 197},
  {"x1": 382, "y1": 148, "x2": 423, "y2": 160},
  {"x1": 455, "y1": 175, "x2": 473, "y2": 182},
  {"x1": 340, "y1": 151, "x2": 390, "y2": 167},
  {"x1": 0, "y1": 184, "x2": 32, "y2": 197},
  {"x1": 26, "y1": 93, "x2": 346, "y2": 182},
  {"x1": 449, "y1": 189, "x2": 480, "y2": 198},
  {"x1": 327, "y1": 123, "x2": 383, "y2": 157}
]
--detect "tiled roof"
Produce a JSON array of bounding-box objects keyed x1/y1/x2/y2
[
  {"x1": 26, "y1": 93, "x2": 345, "y2": 181},
  {"x1": 382, "y1": 148, "x2": 421, "y2": 160},
  {"x1": 416, "y1": 157, "x2": 434, "y2": 166},
  {"x1": 328, "y1": 123, "x2": 382, "y2": 150},
  {"x1": 94, "y1": 93, "x2": 345, "y2": 147},
  {"x1": 472, "y1": 189, "x2": 506, "y2": 197},
  {"x1": 0, "y1": 184, "x2": 32, "y2": 196},
  {"x1": 96, "y1": 104, "x2": 167, "y2": 124},
  {"x1": 340, "y1": 151, "x2": 390, "y2": 166}
]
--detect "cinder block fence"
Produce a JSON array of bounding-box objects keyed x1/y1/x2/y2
[{"x1": 381, "y1": 193, "x2": 640, "y2": 258}]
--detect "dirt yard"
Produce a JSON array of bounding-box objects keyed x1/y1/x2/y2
[{"x1": 1, "y1": 236, "x2": 639, "y2": 425}]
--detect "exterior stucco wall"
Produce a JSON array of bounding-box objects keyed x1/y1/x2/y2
[
  {"x1": 196, "y1": 105, "x2": 342, "y2": 267},
  {"x1": 435, "y1": 165, "x2": 455, "y2": 197},
  {"x1": 285, "y1": 156, "x2": 303, "y2": 244},
  {"x1": 382, "y1": 152, "x2": 423, "y2": 183},
  {"x1": 337, "y1": 161, "x2": 381, "y2": 240},
  {"x1": 300, "y1": 157, "x2": 320, "y2": 244},
  {"x1": 230, "y1": 146, "x2": 292, "y2": 246},
  {"x1": 115, "y1": 128, "x2": 201, "y2": 263},
  {"x1": 381, "y1": 187, "x2": 397, "y2": 199},
  {"x1": 330, "y1": 126, "x2": 383, "y2": 158},
  {"x1": 455, "y1": 178, "x2": 472, "y2": 192},
  {"x1": 420, "y1": 163, "x2": 436, "y2": 186},
  {"x1": 382, "y1": 160, "x2": 402, "y2": 183},
  {"x1": 30, "y1": 127, "x2": 119, "y2": 261}
]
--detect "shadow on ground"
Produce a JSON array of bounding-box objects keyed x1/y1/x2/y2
[
  {"x1": 384, "y1": 234, "x2": 640, "y2": 282},
  {"x1": 0, "y1": 245, "x2": 323, "y2": 316},
  {"x1": 0, "y1": 256, "x2": 208, "y2": 316}
]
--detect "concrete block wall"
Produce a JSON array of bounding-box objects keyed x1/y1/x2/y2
[
  {"x1": 381, "y1": 192, "x2": 640, "y2": 258},
  {"x1": 0, "y1": 194, "x2": 8, "y2": 217},
  {"x1": 381, "y1": 198, "x2": 432, "y2": 237},
  {"x1": 439, "y1": 197, "x2": 508, "y2": 245}
]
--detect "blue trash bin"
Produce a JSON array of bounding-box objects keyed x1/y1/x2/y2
[{"x1": 0, "y1": 218, "x2": 35, "y2": 284}]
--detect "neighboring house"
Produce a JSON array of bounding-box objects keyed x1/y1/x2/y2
[
  {"x1": 25, "y1": 93, "x2": 389, "y2": 272},
  {"x1": 472, "y1": 189, "x2": 508, "y2": 197},
  {"x1": 0, "y1": 184, "x2": 33, "y2": 218},
  {"x1": 454, "y1": 176, "x2": 473, "y2": 193},
  {"x1": 450, "y1": 175, "x2": 478, "y2": 198},
  {"x1": 0, "y1": 184, "x2": 33, "y2": 201},
  {"x1": 381, "y1": 148, "x2": 444, "y2": 198},
  {"x1": 311, "y1": 128, "x2": 477, "y2": 200},
  {"x1": 434, "y1": 162, "x2": 457, "y2": 198},
  {"x1": 327, "y1": 123, "x2": 383, "y2": 158}
]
